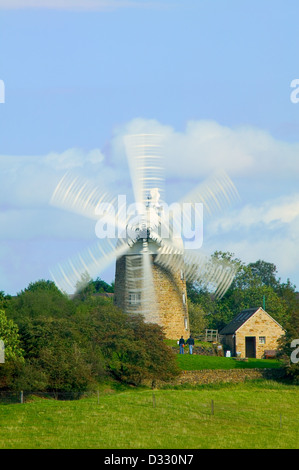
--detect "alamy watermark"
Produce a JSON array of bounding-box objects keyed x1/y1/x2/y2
[
  {"x1": 290, "y1": 339, "x2": 299, "y2": 364},
  {"x1": 290, "y1": 79, "x2": 299, "y2": 103},
  {"x1": 0, "y1": 80, "x2": 5, "y2": 103},
  {"x1": 0, "y1": 340, "x2": 4, "y2": 364},
  {"x1": 94, "y1": 196, "x2": 204, "y2": 250}
]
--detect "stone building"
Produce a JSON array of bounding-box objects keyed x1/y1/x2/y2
[
  {"x1": 219, "y1": 307, "x2": 285, "y2": 359},
  {"x1": 114, "y1": 240, "x2": 189, "y2": 340}
]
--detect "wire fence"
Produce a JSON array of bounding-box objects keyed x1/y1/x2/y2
[
  {"x1": 0, "y1": 390, "x2": 86, "y2": 404},
  {"x1": 0, "y1": 389, "x2": 299, "y2": 434}
]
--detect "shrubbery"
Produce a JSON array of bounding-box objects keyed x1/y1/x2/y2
[{"x1": 0, "y1": 280, "x2": 180, "y2": 393}]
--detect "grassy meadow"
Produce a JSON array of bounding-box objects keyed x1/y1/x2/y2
[
  {"x1": 0, "y1": 381, "x2": 298, "y2": 449},
  {"x1": 176, "y1": 354, "x2": 282, "y2": 370}
]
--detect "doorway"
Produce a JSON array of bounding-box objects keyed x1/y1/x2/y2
[{"x1": 245, "y1": 336, "x2": 256, "y2": 358}]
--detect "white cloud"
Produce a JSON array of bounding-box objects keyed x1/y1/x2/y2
[
  {"x1": 0, "y1": 147, "x2": 112, "y2": 209},
  {"x1": 44, "y1": 148, "x2": 105, "y2": 170},
  {"x1": 209, "y1": 193, "x2": 299, "y2": 232},
  {"x1": 111, "y1": 118, "x2": 299, "y2": 181},
  {"x1": 203, "y1": 192, "x2": 299, "y2": 287}
]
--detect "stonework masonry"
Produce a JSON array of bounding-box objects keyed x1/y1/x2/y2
[
  {"x1": 114, "y1": 253, "x2": 189, "y2": 340},
  {"x1": 221, "y1": 308, "x2": 285, "y2": 359},
  {"x1": 142, "y1": 368, "x2": 285, "y2": 387}
]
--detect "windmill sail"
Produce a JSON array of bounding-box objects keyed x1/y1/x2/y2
[
  {"x1": 155, "y1": 244, "x2": 237, "y2": 299},
  {"x1": 124, "y1": 133, "x2": 165, "y2": 211},
  {"x1": 124, "y1": 241, "x2": 159, "y2": 324},
  {"x1": 50, "y1": 237, "x2": 129, "y2": 295}
]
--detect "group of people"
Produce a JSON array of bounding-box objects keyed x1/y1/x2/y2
[{"x1": 178, "y1": 335, "x2": 194, "y2": 354}]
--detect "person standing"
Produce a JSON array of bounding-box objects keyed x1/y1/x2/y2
[
  {"x1": 179, "y1": 336, "x2": 185, "y2": 354},
  {"x1": 186, "y1": 335, "x2": 195, "y2": 355}
]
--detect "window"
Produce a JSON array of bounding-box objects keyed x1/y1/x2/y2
[
  {"x1": 180, "y1": 269, "x2": 184, "y2": 280},
  {"x1": 184, "y1": 318, "x2": 188, "y2": 330},
  {"x1": 128, "y1": 292, "x2": 141, "y2": 306},
  {"x1": 182, "y1": 293, "x2": 186, "y2": 304},
  {"x1": 259, "y1": 336, "x2": 266, "y2": 344}
]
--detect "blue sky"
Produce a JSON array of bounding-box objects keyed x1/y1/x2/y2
[{"x1": 0, "y1": 0, "x2": 299, "y2": 294}]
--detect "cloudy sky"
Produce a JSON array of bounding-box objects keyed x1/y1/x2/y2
[{"x1": 0, "y1": 0, "x2": 299, "y2": 294}]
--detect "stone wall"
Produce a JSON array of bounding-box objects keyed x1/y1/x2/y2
[{"x1": 144, "y1": 368, "x2": 285, "y2": 387}]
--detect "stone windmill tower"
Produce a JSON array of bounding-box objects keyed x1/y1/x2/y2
[{"x1": 50, "y1": 133, "x2": 239, "y2": 339}]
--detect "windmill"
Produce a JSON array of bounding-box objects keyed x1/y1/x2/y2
[{"x1": 50, "y1": 133, "x2": 239, "y2": 339}]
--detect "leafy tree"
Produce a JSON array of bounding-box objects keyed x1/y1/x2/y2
[
  {"x1": 23, "y1": 279, "x2": 61, "y2": 293},
  {"x1": 5, "y1": 279, "x2": 75, "y2": 325},
  {"x1": 0, "y1": 291, "x2": 12, "y2": 310},
  {"x1": 0, "y1": 309, "x2": 24, "y2": 362},
  {"x1": 0, "y1": 309, "x2": 24, "y2": 389},
  {"x1": 93, "y1": 277, "x2": 114, "y2": 293},
  {"x1": 100, "y1": 313, "x2": 180, "y2": 386},
  {"x1": 74, "y1": 274, "x2": 114, "y2": 301},
  {"x1": 277, "y1": 305, "x2": 299, "y2": 383},
  {"x1": 248, "y1": 260, "x2": 279, "y2": 288},
  {"x1": 187, "y1": 253, "x2": 295, "y2": 331},
  {"x1": 187, "y1": 300, "x2": 208, "y2": 337},
  {"x1": 18, "y1": 316, "x2": 105, "y2": 394}
]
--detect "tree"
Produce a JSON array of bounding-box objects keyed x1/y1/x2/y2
[
  {"x1": 74, "y1": 275, "x2": 114, "y2": 301},
  {"x1": 248, "y1": 260, "x2": 279, "y2": 288},
  {"x1": 0, "y1": 291, "x2": 12, "y2": 310},
  {"x1": 186, "y1": 253, "x2": 294, "y2": 331},
  {"x1": 0, "y1": 309, "x2": 24, "y2": 389},
  {"x1": 278, "y1": 306, "x2": 299, "y2": 383},
  {"x1": 18, "y1": 316, "x2": 105, "y2": 394},
  {"x1": 5, "y1": 279, "x2": 75, "y2": 325},
  {"x1": 187, "y1": 300, "x2": 208, "y2": 337},
  {"x1": 0, "y1": 309, "x2": 24, "y2": 362},
  {"x1": 100, "y1": 313, "x2": 180, "y2": 386}
]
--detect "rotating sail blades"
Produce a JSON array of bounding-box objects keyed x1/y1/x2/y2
[
  {"x1": 124, "y1": 134, "x2": 165, "y2": 211},
  {"x1": 50, "y1": 238, "x2": 129, "y2": 295},
  {"x1": 166, "y1": 170, "x2": 239, "y2": 246},
  {"x1": 155, "y1": 245, "x2": 237, "y2": 299},
  {"x1": 178, "y1": 169, "x2": 239, "y2": 217},
  {"x1": 50, "y1": 172, "x2": 127, "y2": 235},
  {"x1": 125, "y1": 242, "x2": 159, "y2": 324}
]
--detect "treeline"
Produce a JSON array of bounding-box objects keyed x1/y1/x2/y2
[
  {"x1": 0, "y1": 252, "x2": 299, "y2": 392},
  {"x1": 0, "y1": 280, "x2": 179, "y2": 394},
  {"x1": 188, "y1": 253, "x2": 298, "y2": 334}
]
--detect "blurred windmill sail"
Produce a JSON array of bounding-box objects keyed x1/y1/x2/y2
[
  {"x1": 124, "y1": 133, "x2": 165, "y2": 212},
  {"x1": 49, "y1": 171, "x2": 130, "y2": 294},
  {"x1": 155, "y1": 246, "x2": 237, "y2": 299},
  {"x1": 50, "y1": 171, "x2": 128, "y2": 234},
  {"x1": 165, "y1": 169, "x2": 239, "y2": 248},
  {"x1": 125, "y1": 240, "x2": 159, "y2": 324},
  {"x1": 50, "y1": 237, "x2": 130, "y2": 295}
]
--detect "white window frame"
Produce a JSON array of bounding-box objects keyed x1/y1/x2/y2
[{"x1": 128, "y1": 292, "x2": 141, "y2": 306}]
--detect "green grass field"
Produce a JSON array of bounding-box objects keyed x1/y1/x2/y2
[
  {"x1": 176, "y1": 354, "x2": 282, "y2": 370},
  {"x1": 0, "y1": 381, "x2": 298, "y2": 449}
]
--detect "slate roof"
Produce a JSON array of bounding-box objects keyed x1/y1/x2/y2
[{"x1": 219, "y1": 308, "x2": 260, "y2": 335}]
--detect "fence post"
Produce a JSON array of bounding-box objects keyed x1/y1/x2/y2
[
  {"x1": 152, "y1": 392, "x2": 156, "y2": 408},
  {"x1": 20, "y1": 390, "x2": 24, "y2": 404},
  {"x1": 97, "y1": 390, "x2": 100, "y2": 405},
  {"x1": 211, "y1": 399, "x2": 214, "y2": 415}
]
